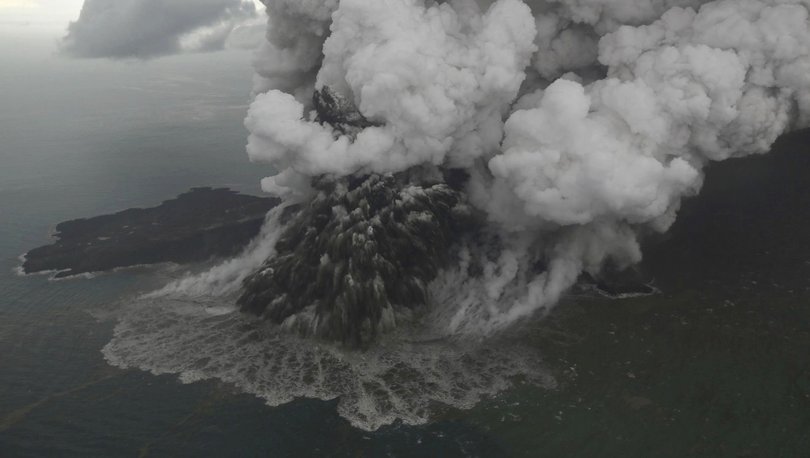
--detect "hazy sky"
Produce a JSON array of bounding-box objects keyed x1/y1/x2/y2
[
  {"x1": 0, "y1": 0, "x2": 84, "y2": 28},
  {"x1": 0, "y1": 0, "x2": 266, "y2": 149},
  {"x1": 0, "y1": 0, "x2": 265, "y2": 44}
]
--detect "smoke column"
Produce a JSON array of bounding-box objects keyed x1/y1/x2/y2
[{"x1": 243, "y1": 0, "x2": 810, "y2": 334}]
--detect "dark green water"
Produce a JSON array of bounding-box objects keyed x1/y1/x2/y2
[{"x1": 1, "y1": 36, "x2": 809, "y2": 456}]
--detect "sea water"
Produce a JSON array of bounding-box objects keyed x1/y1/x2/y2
[{"x1": 2, "y1": 31, "x2": 809, "y2": 457}]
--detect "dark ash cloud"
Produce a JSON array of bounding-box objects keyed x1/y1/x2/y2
[{"x1": 61, "y1": 0, "x2": 258, "y2": 59}]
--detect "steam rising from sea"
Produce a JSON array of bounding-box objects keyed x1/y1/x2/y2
[
  {"x1": 104, "y1": 209, "x2": 553, "y2": 430},
  {"x1": 103, "y1": 209, "x2": 553, "y2": 431}
]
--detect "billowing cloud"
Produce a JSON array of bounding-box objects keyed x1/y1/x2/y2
[
  {"x1": 61, "y1": 0, "x2": 259, "y2": 58},
  {"x1": 247, "y1": 0, "x2": 537, "y2": 184},
  {"x1": 242, "y1": 0, "x2": 810, "y2": 334}
]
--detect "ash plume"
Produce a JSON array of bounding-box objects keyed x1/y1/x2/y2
[{"x1": 237, "y1": 0, "x2": 810, "y2": 342}]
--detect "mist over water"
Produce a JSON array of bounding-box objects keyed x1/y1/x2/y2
[{"x1": 0, "y1": 31, "x2": 268, "y2": 204}]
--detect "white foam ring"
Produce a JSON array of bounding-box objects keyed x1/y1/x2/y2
[{"x1": 103, "y1": 294, "x2": 553, "y2": 431}]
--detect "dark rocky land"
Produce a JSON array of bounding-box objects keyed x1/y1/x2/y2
[
  {"x1": 237, "y1": 171, "x2": 472, "y2": 347},
  {"x1": 22, "y1": 187, "x2": 278, "y2": 278}
]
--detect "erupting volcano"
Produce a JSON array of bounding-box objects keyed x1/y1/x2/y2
[
  {"x1": 8, "y1": 0, "x2": 810, "y2": 449},
  {"x1": 229, "y1": 0, "x2": 810, "y2": 345}
]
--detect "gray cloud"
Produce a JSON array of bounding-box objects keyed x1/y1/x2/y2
[
  {"x1": 61, "y1": 0, "x2": 258, "y2": 59},
  {"x1": 245, "y1": 0, "x2": 810, "y2": 333}
]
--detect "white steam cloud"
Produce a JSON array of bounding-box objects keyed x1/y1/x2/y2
[
  {"x1": 62, "y1": 0, "x2": 263, "y2": 58},
  {"x1": 245, "y1": 0, "x2": 809, "y2": 333}
]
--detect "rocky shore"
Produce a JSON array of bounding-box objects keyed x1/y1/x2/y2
[{"x1": 22, "y1": 187, "x2": 278, "y2": 278}]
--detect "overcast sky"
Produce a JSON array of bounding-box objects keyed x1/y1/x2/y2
[
  {"x1": 0, "y1": 0, "x2": 268, "y2": 138},
  {"x1": 0, "y1": 0, "x2": 85, "y2": 28},
  {"x1": 0, "y1": 0, "x2": 264, "y2": 25},
  {"x1": 0, "y1": 0, "x2": 265, "y2": 47}
]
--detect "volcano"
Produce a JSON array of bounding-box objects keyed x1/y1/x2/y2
[{"x1": 238, "y1": 88, "x2": 475, "y2": 347}]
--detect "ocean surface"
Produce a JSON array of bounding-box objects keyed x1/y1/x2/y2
[{"x1": 1, "y1": 32, "x2": 809, "y2": 457}]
